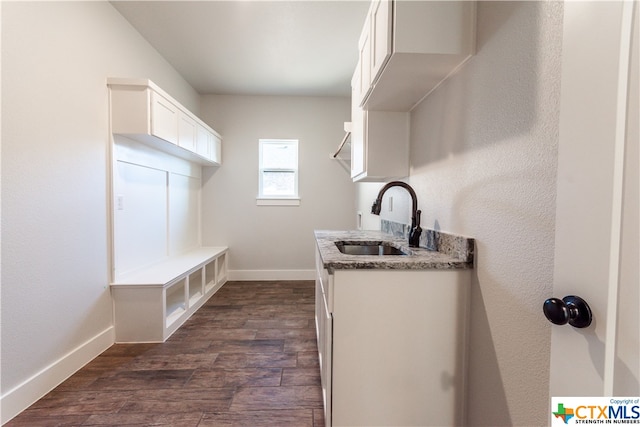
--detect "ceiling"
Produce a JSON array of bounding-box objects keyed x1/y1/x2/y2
[{"x1": 110, "y1": 1, "x2": 370, "y2": 97}]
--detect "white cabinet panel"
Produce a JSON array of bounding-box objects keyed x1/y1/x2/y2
[
  {"x1": 350, "y1": 68, "x2": 409, "y2": 182},
  {"x1": 151, "y1": 91, "x2": 179, "y2": 144},
  {"x1": 114, "y1": 161, "x2": 167, "y2": 277},
  {"x1": 196, "y1": 124, "x2": 211, "y2": 159},
  {"x1": 350, "y1": 67, "x2": 366, "y2": 179},
  {"x1": 177, "y1": 112, "x2": 197, "y2": 152},
  {"x1": 168, "y1": 173, "x2": 200, "y2": 256},
  {"x1": 196, "y1": 123, "x2": 222, "y2": 165},
  {"x1": 357, "y1": 13, "x2": 372, "y2": 107},
  {"x1": 370, "y1": 0, "x2": 392, "y2": 84},
  {"x1": 211, "y1": 133, "x2": 222, "y2": 165}
]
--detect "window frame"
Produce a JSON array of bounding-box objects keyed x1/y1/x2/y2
[{"x1": 257, "y1": 139, "x2": 300, "y2": 206}]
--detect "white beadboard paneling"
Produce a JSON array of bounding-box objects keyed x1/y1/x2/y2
[
  {"x1": 114, "y1": 161, "x2": 168, "y2": 277},
  {"x1": 168, "y1": 172, "x2": 201, "y2": 255}
]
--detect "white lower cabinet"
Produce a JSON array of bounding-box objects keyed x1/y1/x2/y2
[
  {"x1": 315, "y1": 250, "x2": 333, "y2": 423},
  {"x1": 316, "y1": 247, "x2": 471, "y2": 427}
]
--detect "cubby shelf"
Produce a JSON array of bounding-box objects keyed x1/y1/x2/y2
[{"x1": 110, "y1": 247, "x2": 228, "y2": 343}]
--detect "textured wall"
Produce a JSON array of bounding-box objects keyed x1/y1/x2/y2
[{"x1": 369, "y1": 2, "x2": 563, "y2": 424}]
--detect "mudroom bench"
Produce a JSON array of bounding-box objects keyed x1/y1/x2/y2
[{"x1": 110, "y1": 247, "x2": 228, "y2": 342}]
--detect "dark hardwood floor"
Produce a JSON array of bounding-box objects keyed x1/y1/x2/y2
[{"x1": 7, "y1": 281, "x2": 324, "y2": 426}]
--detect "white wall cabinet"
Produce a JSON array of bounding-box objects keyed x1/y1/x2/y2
[
  {"x1": 177, "y1": 110, "x2": 197, "y2": 152},
  {"x1": 350, "y1": 67, "x2": 409, "y2": 182},
  {"x1": 356, "y1": 13, "x2": 373, "y2": 107},
  {"x1": 111, "y1": 247, "x2": 228, "y2": 342},
  {"x1": 150, "y1": 90, "x2": 179, "y2": 144},
  {"x1": 196, "y1": 123, "x2": 222, "y2": 165},
  {"x1": 359, "y1": 0, "x2": 476, "y2": 111},
  {"x1": 108, "y1": 78, "x2": 222, "y2": 166},
  {"x1": 315, "y1": 246, "x2": 471, "y2": 427}
]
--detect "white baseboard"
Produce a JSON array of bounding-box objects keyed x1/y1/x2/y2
[
  {"x1": 228, "y1": 269, "x2": 315, "y2": 281},
  {"x1": 1, "y1": 326, "x2": 115, "y2": 424}
]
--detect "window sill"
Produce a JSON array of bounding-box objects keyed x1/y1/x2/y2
[{"x1": 256, "y1": 197, "x2": 301, "y2": 207}]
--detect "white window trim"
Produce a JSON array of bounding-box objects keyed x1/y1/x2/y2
[
  {"x1": 256, "y1": 197, "x2": 301, "y2": 206},
  {"x1": 257, "y1": 139, "x2": 300, "y2": 206}
]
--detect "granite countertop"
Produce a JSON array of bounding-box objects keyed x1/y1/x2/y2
[{"x1": 315, "y1": 230, "x2": 474, "y2": 272}]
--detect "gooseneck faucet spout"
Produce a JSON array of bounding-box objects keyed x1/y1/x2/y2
[{"x1": 371, "y1": 181, "x2": 422, "y2": 247}]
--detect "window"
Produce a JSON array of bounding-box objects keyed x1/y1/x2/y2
[{"x1": 258, "y1": 139, "x2": 299, "y2": 205}]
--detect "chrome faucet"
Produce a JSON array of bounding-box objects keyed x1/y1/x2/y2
[{"x1": 371, "y1": 181, "x2": 422, "y2": 247}]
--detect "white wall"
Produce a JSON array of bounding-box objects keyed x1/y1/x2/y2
[
  {"x1": 200, "y1": 95, "x2": 356, "y2": 279},
  {"x1": 1, "y1": 2, "x2": 198, "y2": 422},
  {"x1": 359, "y1": 2, "x2": 563, "y2": 425}
]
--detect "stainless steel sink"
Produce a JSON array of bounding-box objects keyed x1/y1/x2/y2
[{"x1": 335, "y1": 241, "x2": 408, "y2": 256}]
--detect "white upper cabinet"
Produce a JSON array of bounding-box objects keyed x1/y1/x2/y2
[
  {"x1": 150, "y1": 91, "x2": 179, "y2": 144},
  {"x1": 370, "y1": 0, "x2": 392, "y2": 83},
  {"x1": 108, "y1": 78, "x2": 221, "y2": 166},
  {"x1": 359, "y1": 0, "x2": 476, "y2": 111},
  {"x1": 350, "y1": 65, "x2": 366, "y2": 179},
  {"x1": 357, "y1": 13, "x2": 373, "y2": 107},
  {"x1": 196, "y1": 123, "x2": 222, "y2": 164},
  {"x1": 351, "y1": 66, "x2": 409, "y2": 182},
  {"x1": 177, "y1": 111, "x2": 197, "y2": 152}
]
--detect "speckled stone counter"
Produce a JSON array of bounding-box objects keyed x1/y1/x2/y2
[{"x1": 315, "y1": 229, "x2": 474, "y2": 272}]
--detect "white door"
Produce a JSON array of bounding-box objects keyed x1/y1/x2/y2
[{"x1": 549, "y1": 0, "x2": 638, "y2": 402}]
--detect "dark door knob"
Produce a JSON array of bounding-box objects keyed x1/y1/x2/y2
[{"x1": 543, "y1": 295, "x2": 592, "y2": 328}]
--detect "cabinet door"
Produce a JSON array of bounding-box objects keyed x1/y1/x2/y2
[
  {"x1": 322, "y1": 292, "x2": 333, "y2": 427},
  {"x1": 350, "y1": 69, "x2": 366, "y2": 179},
  {"x1": 357, "y1": 14, "x2": 372, "y2": 106},
  {"x1": 370, "y1": 0, "x2": 392, "y2": 85},
  {"x1": 196, "y1": 124, "x2": 211, "y2": 158},
  {"x1": 150, "y1": 91, "x2": 179, "y2": 144},
  {"x1": 315, "y1": 257, "x2": 333, "y2": 426},
  {"x1": 196, "y1": 125, "x2": 222, "y2": 165},
  {"x1": 210, "y1": 133, "x2": 222, "y2": 165},
  {"x1": 178, "y1": 112, "x2": 197, "y2": 152}
]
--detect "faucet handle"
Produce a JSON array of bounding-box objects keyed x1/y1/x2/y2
[{"x1": 371, "y1": 199, "x2": 382, "y2": 215}]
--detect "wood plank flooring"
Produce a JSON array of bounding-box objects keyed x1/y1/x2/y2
[{"x1": 7, "y1": 281, "x2": 324, "y2": 427}]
